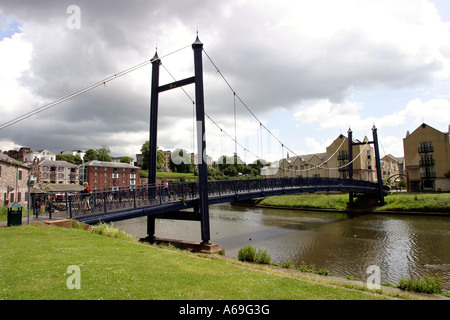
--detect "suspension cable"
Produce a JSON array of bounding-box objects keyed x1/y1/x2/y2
[
  {"x1": 203, "y1": 49, "x2": 299, "y2": 159},
  {"x1": 0, "y1": 45, "x2": 191, "y2": 131}
]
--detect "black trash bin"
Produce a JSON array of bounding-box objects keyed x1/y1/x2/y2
[{"x1": 7, "y1": 203, "x2": 23, "y2": 227}]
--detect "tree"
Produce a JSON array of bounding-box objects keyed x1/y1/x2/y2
[
  {"x1": 56, "y1": 154, "x2": 83, "y2": 165},
  {"x1": 84, "y1": 149, "x2": 97, "y2": 162},
  {"x1": 120, "y1": 156, "x2": 132, "y2": 164},
  {"x1": 83, "y1": 146, "x2": 112, "y2": 162},
  {"x1": 96, "y1": 146, "x2": 112, "y2": 162},
  {"x1": 140, "y1": 141, "x2": 164, "y2": 170},
  {"x1": 169, "y1": 148, "x2": 193, "y2": 173}
]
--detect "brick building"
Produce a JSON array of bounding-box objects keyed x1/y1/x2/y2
[
  {"x1": 0, "y1": 154, "x2": 31, "y2": 206},
  {"x1": 6, "y1": 147, "x2": 31, "y2": 161},
  {"x1": 31, "y1": 159, "x2": 79, "y2": 185},
  {"x1": 84, "y1": 160, "x2": 140, "y2": 191}
]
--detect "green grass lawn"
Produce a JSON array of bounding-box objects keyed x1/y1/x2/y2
[
  {"x1": 0, "y1": 223, "x2": 408, "y2": 300},
  {"x1": 258, "y1": 192, "x2": 450, "y2": 212},
  {"x1": 376, "y1": 193, "x2": 450, "y2": 212},
  {"x1": 259, "y1": 193, "x2": 350, "y2": 210}
]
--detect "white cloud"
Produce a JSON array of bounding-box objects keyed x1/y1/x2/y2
[
  {"x1": 403, "y1": 97, "x2": 450, "y2": 124},
  {"x1": 304, "y1": 137, "x2": 333, "y2": 154},
  {"x1": 294, "y1": 97, "x2": 450, "y2": 132},
  {"x1": 378, "y1": 135, "x2": 404, "y2": 158},
  {"x1": 294, "y1": 99, "x2": 373, "y2": 130},
  {"x1": 0, "y1": 33, "x2": 34, "y2": 114}
]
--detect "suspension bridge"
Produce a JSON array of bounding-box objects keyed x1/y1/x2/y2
[{"x1": 25, "y1": 35, "x2": 388, "y2": 247}]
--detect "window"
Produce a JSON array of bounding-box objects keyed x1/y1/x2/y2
[
  {"x1": 130, "y1": 173, "x2": 136, "y2": 179},
  {"x1": 420, "y1": 154, "x2": 434, "y2": 166},
  {"x1": 18, "y1": 170, "x2": 22, "y2": 180},
  {"x1": 338, "y1": 150, "x2": 348, "y2": 160},
  {"x1": 419, "y1": 141, "x2": 433, "y2": 153},
  {"x1": 112, "y1": 173, "x2": 119, "y2": 178}
]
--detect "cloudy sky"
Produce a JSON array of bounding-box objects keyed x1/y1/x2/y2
[{"x1": 1, "y1": 0, "x2": 449, "y2": 163}]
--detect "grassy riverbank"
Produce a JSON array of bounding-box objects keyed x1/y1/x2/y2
[
  {"x1": 0, "y1": 223, "x2": 432, "y2": 300},
  {"x1": 258, "y1": 192, "x2": 450, "y2": 213}
]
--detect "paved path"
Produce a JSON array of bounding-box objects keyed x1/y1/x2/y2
[{"x1": 0, "y1": 212, "x2": 70, "y2": 228}]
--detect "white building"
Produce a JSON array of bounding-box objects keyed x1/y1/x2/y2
[{"x1": 23, "y1": 149, "x2": 56, "y2": 163}]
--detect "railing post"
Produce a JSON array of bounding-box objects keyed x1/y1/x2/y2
[
  {"x1": 103, "y1": 192, "x2": 108, "y2": 214},
  {"x1": 68, "y1": 195, "x2": 73, "y2": 218},
  {"x1": 48, "y1": 197, "x2": 53, "y2": 219}
]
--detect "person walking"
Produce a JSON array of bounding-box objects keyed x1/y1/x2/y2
[{"x1": 82, "y1": 182, "x2": 92, "y2": 210}]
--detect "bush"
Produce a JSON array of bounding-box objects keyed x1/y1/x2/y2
[
  {"x1": 255, "y1": 248, "x2": 271, "y2": 265},
  {"x1": 281, "y1": 260, "x2": 295, "y2": 269},
  {"x1": 238, "y1": 245, "x2": 271, "y2": 265},
  {"x1": 90, "y1": 222, "x2": 136, "y2": 241},
  {"x1": 238, "y1": 244, "x2": 256, "y2": 262},
  {"x1": 398, "y1": 274, "x2": 443, "y2": 294}
]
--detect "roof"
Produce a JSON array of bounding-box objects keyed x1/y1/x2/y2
[
  {"x1": 405, "y1": 123, "x2": 447, "y2": 139},
  {"x1": 38, "y1": 159, "x2": 78, "y2": 168},
  {"x1": 0, "y1": 154, "x2": 31, "y2": 169},
  {"x1": 382, "y1": 154, "x2": 403, "y2": 163},
  {"x1": 84, "y1": 160, "x2": 139, "y2": 169},
  {"x1": 34, "y1": 183, "x2": 84, "y2": 193}
]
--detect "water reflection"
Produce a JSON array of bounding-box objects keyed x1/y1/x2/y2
[{"x1": 114, "y1": 203, "x2": 450, "y2": 291}]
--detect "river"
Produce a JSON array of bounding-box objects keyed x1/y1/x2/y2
[{"x1": 114, "y1": 203, "x2": 450, "y2": 291}]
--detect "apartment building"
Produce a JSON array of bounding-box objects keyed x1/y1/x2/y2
[
  {"x1": 262, "y1": 134, "x2": 376, "y2": 181},
  {"x1": 326, "y1": 135, "x2": 376, "y2": 181},
  {"x1": 6, "y1": 147, "x2": 31, "y2": 161},
  {"x1": 32, "y1": 159, "x2": 79, "y2": 185},
  {"x1": 381, "y1": 154, "x2": 404, "y2": 186},
  {"x1": 84, "y1": 160, "x2": 140, "y2": 191},
  {"x1": 271, "y1": 153, "x2": 328, "y2": 178},
  {"x1": 23, "y1": 149, "x2": 56, "y2": 163},
  {"x1": 403, "y1": 123, "x2": 450, "y2": 192},
  {"x1": 0, "y1": 154, "x2": 31, "y2": 206}
]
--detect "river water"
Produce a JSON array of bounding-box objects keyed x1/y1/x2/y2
[{"x1": 114, "y1": 203, "x2": 450, "y2": 291}]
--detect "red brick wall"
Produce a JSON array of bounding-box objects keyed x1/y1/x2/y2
[{"x1": 86, "y1": 165, "x2": 140, "y2": 191}]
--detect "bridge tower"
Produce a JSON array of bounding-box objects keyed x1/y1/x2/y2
[
  {"x1": 347, "y1": 126, "x2": 385, "y2": 206},
  {"x1": 147, "y1": 36, "x2": 211, "y2": 244}
]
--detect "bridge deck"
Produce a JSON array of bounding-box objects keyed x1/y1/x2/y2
[{"x1": 36, "y1": 177, "x2": 388, "y2": 225}]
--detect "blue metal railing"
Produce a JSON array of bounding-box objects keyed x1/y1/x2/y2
[{"x1": 40, "y1": 177, "x2": 386, "y2": 219}]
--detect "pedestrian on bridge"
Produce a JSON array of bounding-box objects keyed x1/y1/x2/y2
[
  {"x1": 82, "y1": 182, "x2": 92, "y2": 210},
  {"x1": 163, "y1": 180, "x2": 169, "y2": 199}
]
